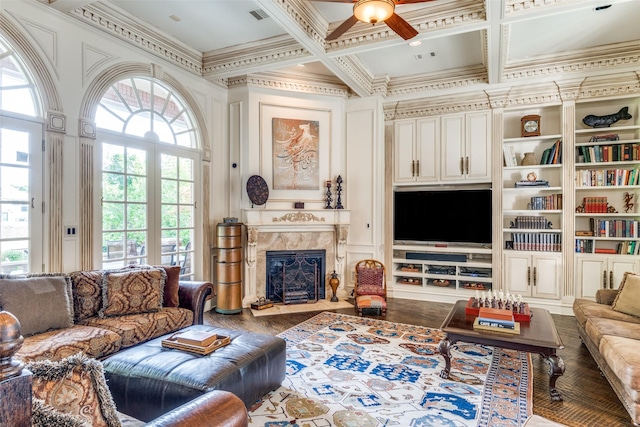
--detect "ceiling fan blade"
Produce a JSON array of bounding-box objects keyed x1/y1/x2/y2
[
  {"x1": 385, "y1": 12, "x2": 418, "y2": 40},
  {"x1": 326, "y1": 15, "x2": 359, "y2": 40}
]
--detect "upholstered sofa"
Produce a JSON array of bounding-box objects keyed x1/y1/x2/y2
[
  {"x1": 0, "y1": 265, "x2": 213, "y2": 363},
  {"x1": 573, "y1": 271, "x2": 640, "y2": 426}
]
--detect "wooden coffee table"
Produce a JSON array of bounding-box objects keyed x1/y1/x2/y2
[{"x1": 438, "y1": 299, "x2": 565, "y2": 401}]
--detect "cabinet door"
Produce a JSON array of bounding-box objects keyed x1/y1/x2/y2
[
  {"x1": 531, "y1": 254, "x2": 561, "y2": 299},
  {"x1": 416, "y1": 118, "x2": 438, "y2": 182},
  {"x1": 609, "y1": 258, "x2": 640, "y2": 290},
  {"x1": 503, "y1": 253, "x2": 531, "y2": 297},
  {"x1": 394, "y1": 120, "x2": 416, "y2": 183},
  {"x1": 576, "y1": 256, "x2": 607, "y2": 299},
  {"x1": 440, "y1": 114, "x2": 465, "y2": 181},
  {"x1": 465, "y1": 111, "x2": 491, "y2": 182}
]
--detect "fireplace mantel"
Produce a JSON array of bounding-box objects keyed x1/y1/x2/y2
[{"x1": 241, "y1": 209, "x2": 350, "y2": 307}]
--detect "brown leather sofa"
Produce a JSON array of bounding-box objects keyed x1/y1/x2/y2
[{"x1": 573, "y1": 288, "x2": 640, "y2": 425}]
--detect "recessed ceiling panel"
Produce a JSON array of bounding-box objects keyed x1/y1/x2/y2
[
  {"x1": 508, "y1": 1, "x2": 640, "y2": 61},
  {"x1": 111, "y1": 0, "x2": 288, "y2": 52},
  {"x1": 355, "y1": 31, "x2": 483, "y2": 78}
]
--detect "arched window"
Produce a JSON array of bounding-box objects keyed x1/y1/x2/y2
[
  {"x1": 95, "y1": 77, "x2": 199, "y2": 278},
  {"x1": 0, "y1": 36, "x2": 44, "y2": 275}
]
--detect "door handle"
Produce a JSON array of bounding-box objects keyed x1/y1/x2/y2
[
  {"x1": 533, "y1": 267, "x2": 537, "y2": 286},
  {"x1": 527, "y1": 267, "x2": 531, "y2": 286},
  {"x1": 603, "y1": 270, "x2": 607, "y2": 288},
  {"x1": 411, "y1": 160, "x2": 415, "y2": 177},
  {"x1": 465, "y1": 156, "x2": 469, "y2": 174},
  {"x1": 460, "y1": 157, "x2": 464, "y2": 175},
  {"x1": 610, "y1": 271, "x2": 614, "y2": 289},
  {"x1": 416, "y1": 160, "x2": 420, "y2": 177}
]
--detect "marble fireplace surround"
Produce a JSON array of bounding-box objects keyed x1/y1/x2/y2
[{"x1": 241, "y1": 209, "x2": 350, "y2": 308}]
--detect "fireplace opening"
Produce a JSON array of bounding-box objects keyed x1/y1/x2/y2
[{"x1": 266, "y1": 250, "x2": 326, "y2": 304}]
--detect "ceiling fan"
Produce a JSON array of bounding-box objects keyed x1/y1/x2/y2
[{"x1": 311, "y1": 0, "x2": 434, "y2": 41}]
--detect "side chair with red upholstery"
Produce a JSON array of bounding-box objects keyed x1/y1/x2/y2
[{"x1": 354, "y1": 259, "x2": 387, "y2": 316}]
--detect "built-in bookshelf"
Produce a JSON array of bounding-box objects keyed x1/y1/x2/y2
[
  {"x1": 391, "y1": 245, "x2": 492, "y2": 300},
  {"x1": 501, "y1": 106, "x2": 564, "y2": 301},
  {"x1": 574, "y1": 97, "x2": 640, "y2": 298}
]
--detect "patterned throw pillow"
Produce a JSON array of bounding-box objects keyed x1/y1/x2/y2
[
  {"x1": 27, "y1": 354, "x2": 122, "y2": 427},
  {"x1": 99, "y1": 268, "x2": 165, "y2": 317},
  {"x1": 611, "y1": 272, "x2": 640, "y2": 317},
  {"x1": 32, "y1": 398, "x2": 89, "y2": 427},
  {"x1": 69, "y1": 270, "x2": 104, "y2": 321}
]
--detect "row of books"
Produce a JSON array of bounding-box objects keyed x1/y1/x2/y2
[
  {"x1": 510, "y1": 215, "x2": 552, "y2": 230},
  {"x1": 575, "y1": 239, "x2": 640, "y2": 255},
  {"x1": 576, "y1": 143, "x2": 639, "y2": 163},
  {"x1": 529, "y1": 194, "x2": 562, "y2": 210},
  {"x1": 508, "y1": 232, "x2": 562, "y2": 252},
  {"x1": 540, "y1": 140, "x2": 562, "y2": 165},
  {"x1": 580, "y1": 196, "x2": 610, "y2": 213},
  {"x1": 589, "y1": 218, "x2": 639, "y2": 238},
  {"x1": 575, "y1": 168, "x2": 640, "y2": 187}
]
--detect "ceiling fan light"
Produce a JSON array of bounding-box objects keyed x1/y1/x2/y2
[{"x1": 353, "y1": 0, "x2": 395, "y2": 24}]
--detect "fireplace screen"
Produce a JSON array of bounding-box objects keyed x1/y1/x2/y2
[{"x1": 266, "y1": 250, "x2": 326, "y2": 304}]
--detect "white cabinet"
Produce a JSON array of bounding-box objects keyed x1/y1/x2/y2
[
  {"x1": 440, "y1": 111, "x2": 491, "y2": 182},
  {"x1": 393, "y1": 111, "x2": 490, "y2": 185},
  {"x1": 503, "y1": 252, "x2": 561, "y2": 299},
  {"x1": 393, "y1": 118, "x2": 438, "y2": 183},
  {"x1": 576, "y1": 256, "x2": 640, "y2": 299}
]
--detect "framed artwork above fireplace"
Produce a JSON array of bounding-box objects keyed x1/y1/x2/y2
[{"x1": 259, "y1": 103, "x2": 332, "y2": 203}]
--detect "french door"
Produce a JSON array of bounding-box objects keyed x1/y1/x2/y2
[
  {"x1": 97, "y1": 133, "x2": 199, "y2": 278},
  {"x1": 0, "y1": 115, "x2": 43, "y2": 274}
]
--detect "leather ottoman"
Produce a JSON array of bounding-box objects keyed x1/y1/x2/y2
[{"x1": 102, "y1": 325, "x2": 286, "y2": 422}]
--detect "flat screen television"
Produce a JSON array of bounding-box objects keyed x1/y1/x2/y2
[{"x1": 394, "y1": 188, "x2": 492, "y2": 246}]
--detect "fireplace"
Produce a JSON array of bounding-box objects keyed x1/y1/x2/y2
[
  {"x1": 266, "y1": 250, "x2": 326, "y2": 304},
  {"x1": 241, "y1": 209, "x2": 350, "y2": 308}
]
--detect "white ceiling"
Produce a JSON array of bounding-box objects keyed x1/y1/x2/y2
[{"x1": 47, "y1": 0, "x2": 640, "y2": 100}]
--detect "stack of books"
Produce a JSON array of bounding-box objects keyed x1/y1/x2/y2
[{"x1": 473, "y1": 307, "x2": 521, "y2": 335}]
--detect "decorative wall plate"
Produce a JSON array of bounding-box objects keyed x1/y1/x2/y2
[{"x1": 247, "y1": 175, "x2": 269, "y2": 207}]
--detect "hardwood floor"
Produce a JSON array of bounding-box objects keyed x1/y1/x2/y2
[{"x1": 203, "y1": 298, "x2": 631, "y2": 426}]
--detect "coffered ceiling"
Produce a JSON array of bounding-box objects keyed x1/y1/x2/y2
[{"x1": 43, "y1": 0, "x2": 640, "y2": 101}]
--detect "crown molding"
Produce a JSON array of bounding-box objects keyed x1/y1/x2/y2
[
  {"x1": 504, "y1": 0, "x2": 583, "y2": 15},
  {"x1": 383, "y1": 90, "x2": 491, "y2": 120},
  {"x1": 576, "y1": 72, "x2": 640, "y2": 100},
  {"x1": 502, "y1": 40, "x2": 640, "y2": 82},
  {"x1": 227, "y1": 72, "x2": 350, "y2": 98},
  {"x1": 387, "y1": 65, "x2": 488, "y2": 98},
  {"x1": 331, "y1": 55, "x2": 373, "y2": 97},
  {"x1": 67, "y1": 1, "x2": 203, "y2": 76},
  {"x1": 202, "y1": 35, "x2": 311, "y2": 79}
]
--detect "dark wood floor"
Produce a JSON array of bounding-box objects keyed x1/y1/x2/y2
[{"x1": 204, "y1": 298, "x2": 631, "y2": 426}]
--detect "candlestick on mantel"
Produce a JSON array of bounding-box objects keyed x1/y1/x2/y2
[
  {"x1": 335, "y1": 175, "x2": 344, "y2": 209},
  {"x1": 325, "y1": 181, "x2": 333, "y2": 209}
]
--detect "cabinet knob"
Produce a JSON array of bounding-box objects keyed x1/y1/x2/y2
[{"x1": 603, "y1": 270, "x2": 607, "y2": 288}]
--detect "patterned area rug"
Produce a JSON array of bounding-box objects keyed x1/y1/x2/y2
[{"x1": 248, "y1": 312, "x2": 532, "y2": 427}]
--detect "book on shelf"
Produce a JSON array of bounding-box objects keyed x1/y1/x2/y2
[
  {"x1": 529, "y1": 194, "x2": 562, "y2": 210},
  {"x1": 577, "y1": 143, "x2": 639, "y2": 164},
  {"x1": 473, "y1": 317, "x2": 521, "y2": 335},
  {"x1": 503, "y1": 146, "x2": 517, "y2": 167},
  {"x1": 589, "y1": 133, "x2": 619, "y2": 142},
  {"x1": 511, "y1": 232, "x2": 561, "y2": 252},
  {"x1": 594, "y1": 248, "x2": 617, "y2": 254},
  {"x1": 515, "y1": 180, "x2": 549, "y2": 187},
  {"x1": 511, "y1": 215, "x2": 551, "y2": 230}
]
